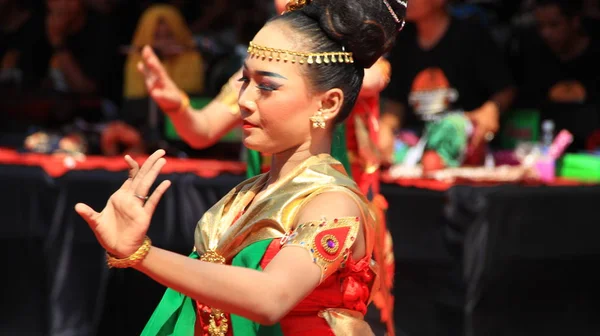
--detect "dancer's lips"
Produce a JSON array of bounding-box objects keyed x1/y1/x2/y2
[{"x1": 242, "y1": 120, "x2": 257, "y2": 129}]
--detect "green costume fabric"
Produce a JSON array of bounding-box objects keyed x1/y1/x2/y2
[{"x1": 140, "y1": 239, "x2": 283, "y2": 336}]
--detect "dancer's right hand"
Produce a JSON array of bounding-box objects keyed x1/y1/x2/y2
[
  {"x1": 75, "y1": 150, "x2": 171, "y2": 258},
  {"x1": 137, "y1": 45, "x2": 184, "y2": 114}
]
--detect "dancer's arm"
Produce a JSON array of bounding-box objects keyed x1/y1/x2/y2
[
  {"x1": 135, "y1": 192, "x2": 364, "y2": 325},
  {"x1": 75, "y1": 151, "x2": 365, "y2": 325},
  {"x1": 165, "y1": 93, "x2": 241, "y2": 149},
  {"x1": 138, "y1": 46, "x2": 241, "y2": 149}
]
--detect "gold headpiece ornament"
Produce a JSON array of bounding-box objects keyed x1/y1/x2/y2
[
  {"x1": 248, "y1": 42, "x2": 354, "y2": 65},
  {"x1": 285, "y1": 0, "x2": 310, "y2": 12}
]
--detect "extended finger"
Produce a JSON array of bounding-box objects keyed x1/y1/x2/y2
[
  {"x1": 142, "y1": 45, "x2": 167, "y2": 77},
  {"x1": 130, "y1": 149, "x2": 166, "y2": 191},
  {"x1": 134, "y1": 157, "x2": 167, "y2": 200},
  {"x1": 137, "y1": 56, "x2": 160, "y2": 87},
  {"x1": 144, "y1": 180, "x2": 171, "y2": 215},
  {"x1": 74, "y1": 203, "x2": 101, "y2": 230},
  {"x1": 121, "y1": 155, "x2": 140, "y2": 190},
  {"x1": 137, "y1": 61, "x2": 146, "y2": 75},
  {"x1": 139, "y1": 61, "x2": 159, "y2": 90}
]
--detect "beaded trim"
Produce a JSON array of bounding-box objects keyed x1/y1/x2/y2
[
  {"x1": 248, "y1": 42, "x2": 354, "y2": 65},
  {"x1": 383, "y1": 0, "x2": 401, "y2": 24},
  {"x1": 397, "y1": 0, "x2": 408, "y2": 7},
  {"x1": 383, "y1": 0, "x2": 407, "y2": 31}
]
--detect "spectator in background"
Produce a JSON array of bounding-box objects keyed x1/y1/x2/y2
[
  {"x1": 83, "y1": 0, "x2": 132, "y2": 44},
  {"x1": 0, "y1": 0, "x2": 50, "y2": 89},
  {"x1": 583, "y1": 0, "x2": 600, "y2": 39},
  {"x1": 103, "y1": 4, "x2": 205, "y2": 156},
  {"x1": 163, "y1": 0, "x2": 233, "y2": 37},
  {"x1": 83, "y1": 0, "x2": 116, "y2": 14},
  {"x1": 45, "y1": 0, "x2": 119, "y2": 104},
  {"x1": 510, "y1": 0, "x2": 600, "y2": 150},
  {"x1": 379, "y1": 0, "x2": 514, "y2": 333},
  {"x1": 379, "y1": 0, "x2": 516, "y2": 164},
  {"x1": 123, "y1": 4, "x2": 204, "y2": 101}
]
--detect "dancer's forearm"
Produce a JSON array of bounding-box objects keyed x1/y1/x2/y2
[{"x1": 167, "y1": 101, "x2": 240, "y2": 149}]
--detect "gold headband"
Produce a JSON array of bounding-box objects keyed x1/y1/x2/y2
[{"x1": 248, "y1": 42, "x2": 354, "y2": 65}]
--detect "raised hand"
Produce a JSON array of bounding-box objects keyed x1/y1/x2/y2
[
  {"x1": 467, "y1": 101, "x2": 500, "y2": 148},
  {"x1": 137, "y1": 46, "x2": 183, "y2": 114},
  {"x1": 75, "y1": 150, "x2": 171, "y2": 258}
]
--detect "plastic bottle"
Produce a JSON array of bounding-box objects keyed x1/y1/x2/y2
[{"x1": 541, "y1": 119, "x2": 555, "y2": 154}]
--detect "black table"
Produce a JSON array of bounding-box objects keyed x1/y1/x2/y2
[{"x1": 1, "y1": 165, "x2": 599, "y2": 336}]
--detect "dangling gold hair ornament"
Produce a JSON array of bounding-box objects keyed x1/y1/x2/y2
[{"x1": 248, "y1": 42, "x2": 354, "y2": 65}]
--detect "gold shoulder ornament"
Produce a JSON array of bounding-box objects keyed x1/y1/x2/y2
[{"x1": 281, "y1": 216, "x2": 361, "y2": 282}]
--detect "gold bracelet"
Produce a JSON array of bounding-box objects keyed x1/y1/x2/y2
[
  {"x1": 166, "y1": 91, "x2": 190, "y2": 115},
  {"x1": 177, "y1": 91, "x2": 190, "y2": 114},
  {"x1": 106, "y1": 236, "x2": 152, "y2": 269},
  {"x1": 215, "y1": 81, "x2": 240, "y2": 115}
]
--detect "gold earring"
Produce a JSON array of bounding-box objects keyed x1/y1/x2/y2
[{"x1": 310, "y1": 110, "x2": 326, "y2": 129}]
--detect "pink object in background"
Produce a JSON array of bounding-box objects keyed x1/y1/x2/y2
[
  {"x1": 535, "y1": 159, "x2": 555, "y2": 182},
  {"x1": 548, "y1": 130, "x2": 573, "y2": 160},
  {"x1": 397, "y1": 130, "x2": 420, "y2": 147},
  {"x1": 534, "y1": 129, "x2": 572, "y2": 182}
]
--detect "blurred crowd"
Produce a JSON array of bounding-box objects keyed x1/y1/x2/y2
[{"x1": 1, "y1": 0, "x2": 599, "y2": 160}]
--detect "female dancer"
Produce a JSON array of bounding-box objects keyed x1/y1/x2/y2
[
  {"x1": 77, "y1": 0, "x2": 407, "y2": 334},
  {"x1": 136, "y1": 1, "x2": 398, "y2": 333}
]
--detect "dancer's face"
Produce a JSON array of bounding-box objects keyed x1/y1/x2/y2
[{"x1": 238, "y1": 21, "x2": 341, "y2": 155}]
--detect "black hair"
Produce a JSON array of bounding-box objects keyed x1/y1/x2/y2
[
  {"x1": 269, "y1": 0, "x2": 407, "y2": 124},
  {"x1": 535, "y1": 0, "x2": 583, "y2": 17}
]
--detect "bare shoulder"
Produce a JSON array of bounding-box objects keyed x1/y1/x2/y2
[{"x1": 295, "y1": 190, "x2": 362, "y2": 225}]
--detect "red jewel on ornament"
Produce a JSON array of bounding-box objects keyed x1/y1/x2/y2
[{"x1": 334, "y1": 218, "x2": 338, "y2": 223}]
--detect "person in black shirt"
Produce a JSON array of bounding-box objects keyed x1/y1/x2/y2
[
  {"x1": 0, "y1": 0, "x2": 50, "y2": 89},
  {"x1": 46, "y1": 0, "x2": 120, "y2": 104},
  {"x1": 380, "y1": 0, "x2": 515, "y2": 161},
  {"x1": 510, "y1": 0, "x2": 600, "y2": 150},
  {"x1": 379, "y1": 1, "x2": 515, "y2": 333}
]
